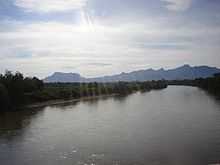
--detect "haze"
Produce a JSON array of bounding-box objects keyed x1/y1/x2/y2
[{"x1": 0, "y1": 0, "x2": 220, "y2": 78}]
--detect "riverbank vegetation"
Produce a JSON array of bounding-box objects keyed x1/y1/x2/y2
[
  {"x1": 1, "y1": 70, "x2": 220, "y2": 111},
  {"x1": 0, "y1": 71, "x2": 168, "y2": 111},
  {"x1": 0, "y1": 71, "x2": 44, "y2": 110},
  {"x1": 168, "y1": 73, "x2": 220, "y2": 98}
]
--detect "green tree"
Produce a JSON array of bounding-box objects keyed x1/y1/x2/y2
[{"x1": 0, "y1": 83, "x2": 10, "y2": 110}]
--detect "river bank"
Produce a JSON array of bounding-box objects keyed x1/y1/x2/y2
[
  {"x1": 24, "y1": 94, "x2": 119, "y2": 109},
  {"x1": 1, "y1": 75, "x2": 168, "y2": 111}
]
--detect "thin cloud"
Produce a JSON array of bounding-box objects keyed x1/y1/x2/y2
[
  {"x1": 161, "y1": 0, "x2": 192, "y2": 11},
  {"x1": 14, "y1": 0, "x2": 88, "y2": 13},
  {"x1": 86, "y1": 63, "x2": 112, "y2": 66}
]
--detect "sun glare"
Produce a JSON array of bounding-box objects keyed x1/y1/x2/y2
[{"x1": 79, "y1": 10, "x2": 95, "y2": 32}]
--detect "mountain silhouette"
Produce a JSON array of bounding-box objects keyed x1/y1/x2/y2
[{"x1": 44, "y1": 65, "x2": 220, "y2": 83}]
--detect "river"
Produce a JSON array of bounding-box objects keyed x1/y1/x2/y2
[{"x1": 0, "y1": 86, "x2": 220, "y2": 165}]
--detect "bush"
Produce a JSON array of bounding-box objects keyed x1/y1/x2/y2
[
  {"x1": 0, "y1": 71, "x2": 44, "y2": 110},
  {"x1": 0, "y1": 83, "x2": 10, "y2": 110}
]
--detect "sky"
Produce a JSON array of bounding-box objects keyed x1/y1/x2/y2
[{"x1": 0, "y1": 0, "x2": 220, "y2": 78}]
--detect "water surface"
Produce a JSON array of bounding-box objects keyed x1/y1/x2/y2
[{"x1": 0, "y1": 86, "x2": 220, "y2": 165}]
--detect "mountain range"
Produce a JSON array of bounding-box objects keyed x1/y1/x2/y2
[{"x1": 44, "y1": 65, "x2": 220, "y2": 83}]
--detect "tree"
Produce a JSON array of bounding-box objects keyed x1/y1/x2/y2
[
  {"x1": 0, "y1": 71, "x2": 44, "y2": 110},
  {"x1": 0, "y1": 83, "x2": 10, "y2": 111}
]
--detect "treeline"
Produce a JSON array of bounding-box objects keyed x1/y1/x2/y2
[
  {"x1": 0, "y1": 71, "x2": 168, "y2": 111},
  {"x1": 0, "y1": 71, "x2": 44, "y2": 110},
  {"x1": 195, "y1": 73, "x2": 220, "y2": 97},
  {"x1": 33, "y1": 80, "x2": 168, "y2": 102},
  {"x1": 168, "y1": 73, "x2": 220, "y2": 97}
]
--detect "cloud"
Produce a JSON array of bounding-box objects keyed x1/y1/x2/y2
[
  {"x1": 0, "y1": 21, "x2": 194, "y2": 57},
  {"x1": 161, "y1": 0, "x2": 192, "y2": 11},
  {"x1": 0, "y1": 18, "x2": 220, "y2": 78},
  {"x1": 14, "y1": 0, "x2": 88, "y2": 13},
  {"x1": 86, "y1": 63, "x2": 112, "y2": 66}
]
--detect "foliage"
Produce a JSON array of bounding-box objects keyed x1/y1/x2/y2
[
  {"x1": 0, "y1": 71, "x2": 168, "y2": 111},
  {"x1": 36, "y1": 81, "x2": 168, "y2": 102},
  {"x1": 0, "y1": 83, "x2": 10, "y2": 111},
  {"x1": 195, "y1": 74, "x2": 220, "y2": 96},
  {"x1": 0, "y1": 71, "x2": 44, "y2": 110},
  {"x1": 167, "y1": 73, "x2": 220, "y2": 98}
]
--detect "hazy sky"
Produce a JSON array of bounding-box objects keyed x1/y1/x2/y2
[{"x1": 0, "y1": 0, "x2": 220, "y2": 78}]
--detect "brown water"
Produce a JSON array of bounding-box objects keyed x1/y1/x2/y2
[{"x1": 0, "y1": 86, "x2": 220, "y2": 165}]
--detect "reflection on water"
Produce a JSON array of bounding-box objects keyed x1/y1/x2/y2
[
  {"x1": 0, "y1": 86, "x2": 220, "y2": 165},
  {"x1": 0, "y1": 108, "x2": 43, "y2": 139}
]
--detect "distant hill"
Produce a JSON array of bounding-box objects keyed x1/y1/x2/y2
[
  {"x1": 44, "y1": 72, "x2": 86, "y2": 83},
  {"x1": 44, "y1": 65, "x2": 220, "y2": 83}
]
